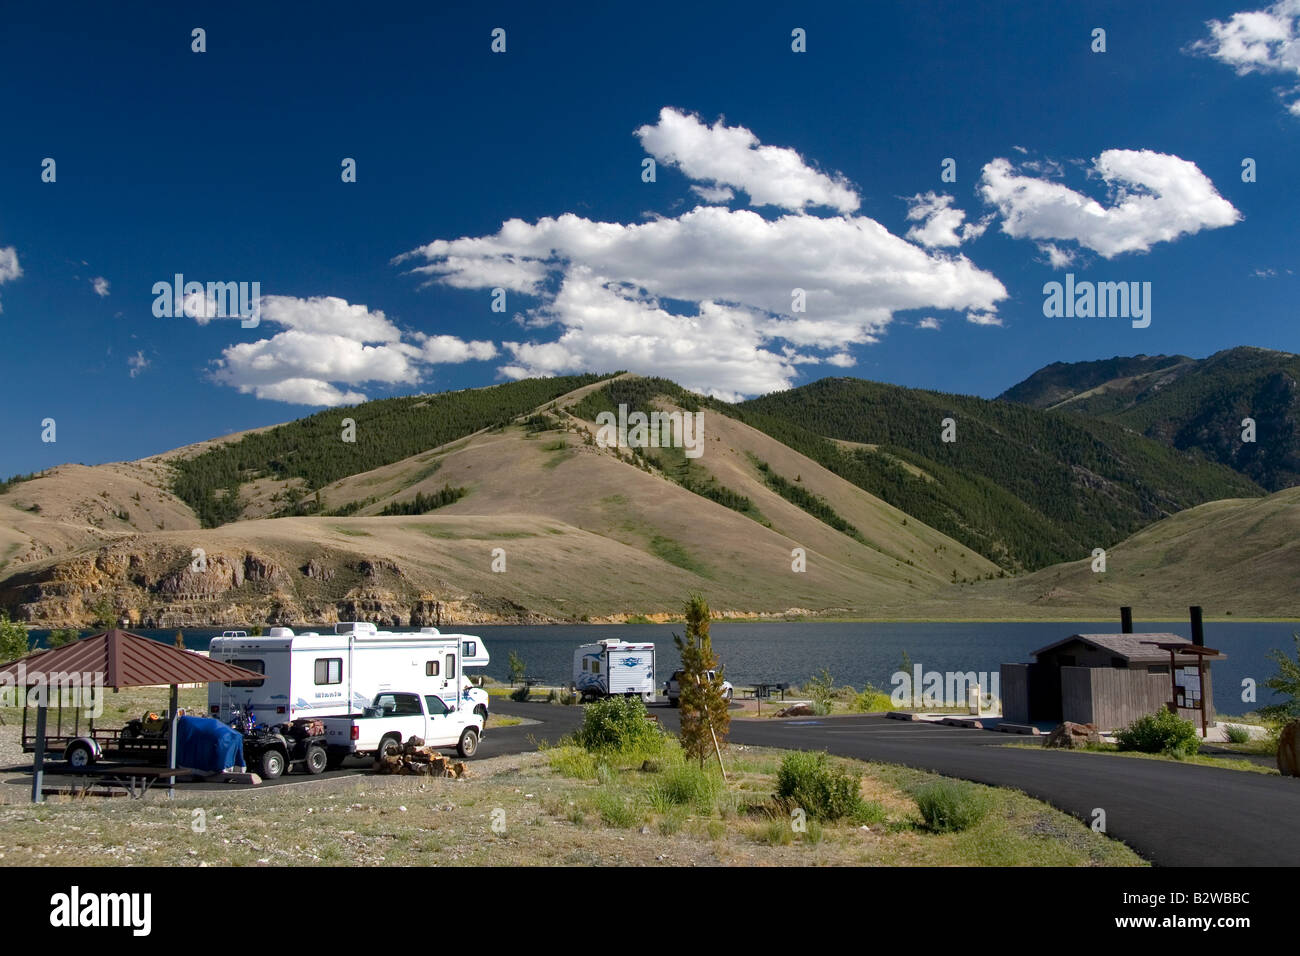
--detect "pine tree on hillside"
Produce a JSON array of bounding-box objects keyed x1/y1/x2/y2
[{"x1": 673, "y1": 593, "x2": 730, "y2": 771}]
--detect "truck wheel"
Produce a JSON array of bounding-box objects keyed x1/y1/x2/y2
[
  {"x1": 65, "y1": 741, "x2": 95, "y2": 769},
  {"x1": 259, "y1": 748, "x2": 285, "y2": 779},
  {"x1": 304, "y1": 744, "x2": 327, "y2": 775},
  {"x1": 457, "y1": 728, "x2": 479, "y2": 758},
  {"x1": 376, "y1": 735, "x2": 402, "y2": 760}
]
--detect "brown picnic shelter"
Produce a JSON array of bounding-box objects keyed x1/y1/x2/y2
[{"x1": 0, "y1": 628, "x2": 263, "y2": 802}]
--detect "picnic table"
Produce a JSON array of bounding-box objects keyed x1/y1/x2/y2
[
  {"x1": 60, "y1": 765, "x2": 199, "y2": 799},
  {"x1": 751, "y1": 682, "x2": 790, "y2": 701}
]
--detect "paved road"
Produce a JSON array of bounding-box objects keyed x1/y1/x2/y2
[
  {"x1": 18, "y1": 702, "x2": 1298, "y2": 865},
  {"x1": 488, "y1": 700, "x2": 1300, "y2": 867}
]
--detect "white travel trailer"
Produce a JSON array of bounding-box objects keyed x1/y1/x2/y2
[
  {"x1": 207, "y1": 622, "x2": 492, "y2": 726},
  {"x1": 572, "y1": 639, "x2": 656, "y2": 702}
]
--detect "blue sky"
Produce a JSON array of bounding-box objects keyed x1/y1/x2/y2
[{"x1": 1, "y1": 1, "x2": 1297, "y2": 475}]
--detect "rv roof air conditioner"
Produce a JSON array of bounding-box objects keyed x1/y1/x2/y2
[
  {"x1": 268, "y1": 627, "x2": 294, "y2": 638},
  {"x1": 334, "y1": 622, "x2": 378, "y2": 636}
]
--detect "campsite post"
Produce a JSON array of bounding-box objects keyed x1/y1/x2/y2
[{"x1": 30, "y1": 685, "x2": 47, "y2": 804}]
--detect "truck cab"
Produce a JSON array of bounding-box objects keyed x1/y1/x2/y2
[
  {"x1": 663, "y1": 669, "x2": 733, "y2": 707},
  {"x1": 321, "y1": 691, "x2": 482, "y2": 765}
]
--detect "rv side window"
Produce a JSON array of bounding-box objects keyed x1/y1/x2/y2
[
  {"x1": 226, "y1": 660, "x2": 265, "y2": 688},
  {"x1": 581, "y1": 658, "x2": 588, "y2": 671},
  {"x1": 314, "y1": 658, "x2": 342, "y2": 685},
  {"x1": 425, "y1": 660, "x2": 440, "y2": 677},
  {"x1": 445, "y1": 653, "x2": 457, "y2": 679},
  {"x1": 592, "y1": 661, "x2": 601, "y2": 675},
  {"x1": 463, "y1": 640, "x2": 477, "y2": 658}
]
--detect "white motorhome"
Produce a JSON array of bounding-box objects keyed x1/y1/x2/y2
[
  {"x1": 572, "y1": 640, "x2": 656, "y2": 702},
  {"x1": 207, "y1": 622, "x2": 492, "y2": 726}
]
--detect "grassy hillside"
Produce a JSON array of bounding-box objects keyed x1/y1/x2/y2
[
  {"x1": 732, "y1": 377, "x2": 1262, "y2": 572},
  {"x1": 172, "y1": 373, "x2": 612, "y2": 527},
  {"x1": 958, "y1": 486, "x2": 1300, "y2": 620},
  {"x1": 1000, "y1": 347, "x2": 1300, "y2": 492}
]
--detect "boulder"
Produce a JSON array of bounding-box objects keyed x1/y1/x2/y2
[
  {"x1": 1278, "y1": 719, "x2": 1300, "y2": 777},
  {"x1": 1043, "y1": 721, "x2": 1103, "y2": 749}
]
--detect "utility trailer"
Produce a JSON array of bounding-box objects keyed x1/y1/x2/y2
[
  {"x1": 22, "y1": 707, "x2": 182, "y2": 769},
  {"x1": 572, "y1": 640, "x2": 656, "y2": 702}
]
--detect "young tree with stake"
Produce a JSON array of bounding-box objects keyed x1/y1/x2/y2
[{"x1": 673, "y1": 593, "x2": 730, "y2": 776}]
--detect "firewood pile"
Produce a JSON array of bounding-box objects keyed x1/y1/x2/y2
[{"x1": 372, "y1": 736, "x2": 469, "y2": 778}]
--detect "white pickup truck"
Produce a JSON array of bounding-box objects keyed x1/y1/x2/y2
[
  {"x1": 663, "y1": 669, "x2": 733, "y2": 707},
  {"x1": 320, "y1": 691, "x2": 483, "y2": 766}
]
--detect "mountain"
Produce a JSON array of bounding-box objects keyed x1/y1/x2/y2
[
  {"x1": 734, "y1": 377, "x2": 1262, "y2": 572},
  {"x1": 998, "y1": 354, "x2": 1192, "y2": 409},
  {"x1": 999, "y1": 347, "x2": 1300, "y2": 491},
  {"x1": 0, "y1": 370, "x2": 1289, "y2": 627},
  {"x1": 959, "y1": 486, "x2": 1300, "y2": 620},
  {"x1": 0, "y1": 375, "x2": 997, "y2": 627}
]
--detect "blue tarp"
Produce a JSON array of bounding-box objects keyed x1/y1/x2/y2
[{"x1": 175, "y1": 716, "x2": 244, "y2": 773}]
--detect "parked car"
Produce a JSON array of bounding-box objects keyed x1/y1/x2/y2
[
  {"x1": 320, "y1": 691, "x2": 482, "y2": 767},
  {"x1": 663, "y1": 670, "x2": 733, "y2": 707}
]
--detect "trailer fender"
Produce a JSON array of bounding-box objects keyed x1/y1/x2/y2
[{"x1": 64, "y1": 737, "x2": 101, "y2": 767}]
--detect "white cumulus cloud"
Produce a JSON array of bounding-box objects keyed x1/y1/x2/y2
[
  {"x1": 905, "y1": 192, "x2": 990, "y2": 248},
  {"x1": 635, "y1": 108, "x2": 860, "y2": 213},
  {"x1": 92, "y1": 276, "x2": 110, "y2": 297},
  {"x1": 979, "y1": 150, "x2": 1240, "y2": 258},
  {"x1": 0, "y1": 246, "x2": 20, "y2": 313},
  {"x1": 1191, "y1": 1, "x2": 1300, "y2": 115},
  {"x1": 205, "y1": 295, "x2": 496, "y2": 406},
  {"x1": 401, "y1": 108, "x2": 1009, "y2": 399}
]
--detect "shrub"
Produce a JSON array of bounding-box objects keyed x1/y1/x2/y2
[
  {"x1": 0, "y1": 612, "x2": 29, "y2": 663},
  {"x1": 775, "y1": 750, "x2": 863, "y2": 821},
  {"x1": 547, "y1": 746, "x2": 598, "y2": 779},
  {"x1": 575, "y1": 695, "x2": 664, "y2": 754},
  {"x1": 509, "y1": 684, "x2": 530, "y2": 702},
  {"x1": 851, "y1": 684, "x2": 894, "y2": 713},
  {"x1": 1224, "y1": 724, "x2": 1252, "y2": 744},
  {"x1": 46, "y1": 628, "x2": 80, "y2": 648},
  {"x1": 914, "y1": 780, "x2": 990, "y2": 833},
  {"x1": 1115, "y1": 708, "x2": 1201, "y2": 758},
  {"x1": 595, "y1": 791, "x2": 640, "y2": 828},
  {"x1": 647, "y1": 763, "x2": 721, "y2": 813},
  {"x1": 803, "y1": 668, "x2": 836, "y2": 716}
]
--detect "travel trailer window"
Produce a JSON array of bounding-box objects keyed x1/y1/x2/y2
[
  {"x1": 424, "y1": 695, "x2": 451, "y2": 716},
  {"x1": 425, "y1": 660, "x2": 440, "y2": 676},
  {"x1": 592, "y1": 661, "x2": 601, "y2": 675},
  {"x1": 314, "y1": 658, "x2": 343, "y2": 685},
  {"x1": 226, "y1": 659, "x2": 264, "y2": 688},
  {"x1": 445, "y1": 653, "x2": 457, "y2": 678},
  {"x1": 463, "y1": 640, "x2": 477, "y2": 658},
  {"x1": 581, "y1": 658, "x2": 588, "y2": 671}
]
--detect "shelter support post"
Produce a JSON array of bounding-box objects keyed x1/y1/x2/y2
[
  {"x1": 31, "y1": 695, "x2": 47, "y2": 804},
  {"x1": 167, "y1": 683, "x2": 179, "y2": 798}
]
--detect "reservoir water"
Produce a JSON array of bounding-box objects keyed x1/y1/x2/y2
[{"x1": 28, "y1": 620, "x2": 1296, "y2": 716}]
